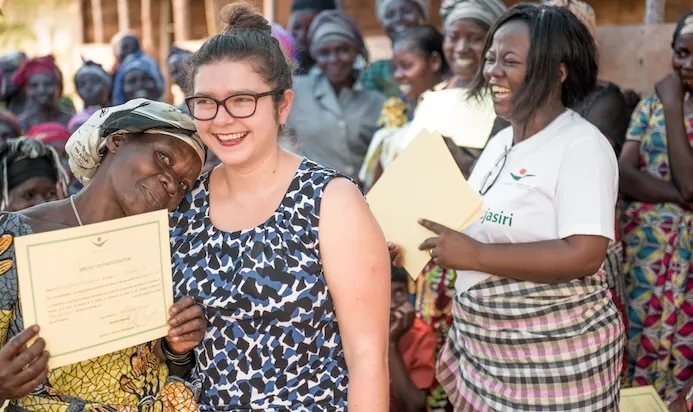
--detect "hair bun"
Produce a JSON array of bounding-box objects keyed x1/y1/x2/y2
[{"x1": 220, "y1": 2, "x2": 271, "y2": 35}]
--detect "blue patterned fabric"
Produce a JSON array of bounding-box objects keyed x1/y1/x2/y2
[{"x1": 169, "y1": 158, "x2": 349, "y2": 411}]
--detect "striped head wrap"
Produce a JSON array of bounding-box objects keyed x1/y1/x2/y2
[
  {"x1": 440, "y1": 0, "x2": 507, "y2": 30},
  {"x1": 376, "y1": 0, "x2": 430, "y2": 24},
  {"x1": 0, "y1": 137, "x2": 69, "y2": 210}
]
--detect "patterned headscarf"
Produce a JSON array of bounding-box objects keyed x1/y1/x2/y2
[
  {"x1": 112, "y1": 51, "x2": 165, "y2": 105},
  {"x1": 307, "y1": 10, "x2": 369, "y2": 63},
  {"x1": 75, "y1": 60, "x2": 112, "y2": 92},
  {"x1": 440, "y1": 0, "x2": 507, "y2": 30},
  {"x1": 376, "y1": 0, "x2": 431, "y2": 24},
  {"x1": 0, "y1": 137, "x2": 69, "y2": 210},
  {"x1": 27, "y1": 122, "x2": 71, "y2": 145},
  {"x1": 545, "y1": 0, "x2": 597, "y2": 41},
  {"x1": 11, "y1": 55, "x2": 64, "y2": 94},
  {"x1": 66, "y1": 99, "x2": 205, "y2": 185}
]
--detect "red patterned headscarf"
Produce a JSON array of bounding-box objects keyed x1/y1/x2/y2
[
  {"x1": 10, "y1": 55, "x2": 63, "y2": 94},
  {"x1": 26, "y1": 122, "x2": 71, "y2": 145}
]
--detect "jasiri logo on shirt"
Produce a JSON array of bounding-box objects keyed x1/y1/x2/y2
[
  {"x1": 480, "y1": 208, "x2": 514, "y2": 227},
  {"x1": 510, "y1": 168, "x2": 535, "y2": 181}
]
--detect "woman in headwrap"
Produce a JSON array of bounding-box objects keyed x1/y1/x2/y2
[
  {"x1": 362, "y1": 0, "x2": 430, "y2": 98},
  {"x1": 0, "y1": 52, "x2": 28, "y2": 116},
  {"x1": 0, "y1": 109, "x2": 21, "y2": 142},
  {"x1": 619, "y1": 11, "x2": 693, "y2": 403},
  {"x1": 288, "y1": 0, "x2": 337, "y2": 75},
  {"x1": 0, "y1": 98, "x2": 207, "y2": 411},
  {"x1": 0, "y1": 137, "x2": 67, "y2": 212},
  {"x1": 12, "y1": 55, "x2": 74, "y2": 132},
  {"x1": 70, "y1": 60, "x2": 112, "y2": 134},
  {"x1": 112, "y1": 51, "x2": 165, "y2": 105},
  {"x1": 287, "y1": 10, "x2": 386, "y2": 179}
]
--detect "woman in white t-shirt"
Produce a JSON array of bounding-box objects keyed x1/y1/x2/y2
[{"x1": 413, "y1": 4, "x2": 624, "y2": 411}]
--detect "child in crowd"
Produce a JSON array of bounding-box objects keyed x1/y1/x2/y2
[{"x1": 389, "y1": 266, "x2": 436, "y2": 412}]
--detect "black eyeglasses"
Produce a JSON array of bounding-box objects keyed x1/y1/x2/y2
[
  {"x1": 479, "y1": 145, "x2": 512, "y2": 195},
  {"x1": 185, "y1": 89, "x2": 284, "y2": 121}
]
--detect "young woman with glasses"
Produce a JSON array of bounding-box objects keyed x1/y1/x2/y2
[
  {"x1": 171, "y1": 3, "x2": 390, "y2": 411},
  {"x1": 396, "y1": 4, "x2": 623, "y2": 410}
]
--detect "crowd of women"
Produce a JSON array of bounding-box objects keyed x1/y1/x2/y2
[{"x1": 0, "y1": 0, "x2": 690, "y2": 411}]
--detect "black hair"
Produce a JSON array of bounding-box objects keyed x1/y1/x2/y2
[
  {"x1": 673, "y1": 11, "x2": 693, "y2": 47},
  {"x1": 393, "y1": 24, "x2": 449, "y2": 75},
  {"x1": 187, "y1": 2, "x2": 292, "y2": 104},
  {"x1": 469, "y1": 4, "x2": 598, "y2": 124},
  {"x1": 391, "y1": 266, "x2": 410, "y2": 285},
  {"x1": 291, "y1": 0, "x2": 336, "y2": 12},
  {"x1": 576, "y1": 82, "x2": 629, "y2": 156}
]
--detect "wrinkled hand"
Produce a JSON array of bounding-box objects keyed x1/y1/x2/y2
[
  {"x1": 165, "y1": 296, "x2": 206, "y2": 354},
  {"x1": 389, "y1": 302, "x2": 415, "y2": 344},
  {"x1": 418, "y1": 218, "x2": 481, "y2": 270},
  {"x1": 656, "y1": 73, "x2": 686, "y2": 108},
  {"x1": 0, "y1": 325, "x2": 49, "y2": 401},
  {"x1": 387, "y1": 242, "x2": 403, "y2": 268}
]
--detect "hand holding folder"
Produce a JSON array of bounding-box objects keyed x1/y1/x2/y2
[{"x1": 366, "y1": 129, "x2": 483, "y2": 279}]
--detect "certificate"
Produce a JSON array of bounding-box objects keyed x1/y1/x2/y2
[
  {"x1": 620, "y1": 386, "x2": 668, "y2": 412},
  {"x1": 367, "y1": 129, "x2": 483, "y2": 279},
  {"x1": 14, "y1": 210, "x2": 173, "y2": 369}
]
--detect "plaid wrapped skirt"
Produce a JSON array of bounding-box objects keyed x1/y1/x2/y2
[{"x1": 437, "y1": 274, "x2": 624, "y2": 411}]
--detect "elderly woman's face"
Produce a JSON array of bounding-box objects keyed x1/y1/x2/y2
[
  {"x1": 108, "y1": 133, "x2": 201, "y2": 213},
  {"x1": 443, "y1": 18, "x2": 488, "y2": 86},
  {"x1": 76, "y1": 73, "x2": 109, "y2": 107},
  {"x1": 673, "y1": 34, "x2": 693, "y2": 91},
  {"x1": 123, "y1": 69, "x2": 159, "y2": 102},
  {"x1": 316, "y1": 38, "x2": 358, "y2": 88},
  {"x1": 26, "y1": 73, "x2": 59, "y2": 107},
  {"x1": 7, "y1": 176, "x2": 60, "y2": 212},
  {"x1": 382, "y1": 0, "x2": 426, "y2": 39}
]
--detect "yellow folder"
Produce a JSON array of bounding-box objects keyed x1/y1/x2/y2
[
  {"x1": 366, "y1": 129, "x2": 483, "y2": 279},
  {"x1": 620, "y1": 386, "x2": 668, "y2": 412}
]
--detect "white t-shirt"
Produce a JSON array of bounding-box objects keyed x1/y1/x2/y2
[{"x1": 457, "y1": 109, "x2": 618, "y2": 292}]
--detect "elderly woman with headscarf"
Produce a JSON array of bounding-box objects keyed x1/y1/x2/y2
[
  {"x1": 0, "y1": 99, "x2": 207, "y2": 411},
  {"x1": 12, "y1": 55, "x2": 74, "y2": 132},
  {"x1": 70, "y1": 60, "x2": 112, "y2": 134},
  {"x1": 362, "y1": 0, "x2": 430, "y2": 98},
  {"x1": 288, "y1": 0, "x2": 337, "y2": 75},
  {"x1": 0, "y1": 137, "x2": 68, "y2": 212},
  {"x1": 112, "y1": 51, "x2": 165, "y2": 105},
  {"x1": 286, "y1": 10, "x2": 386, "y2": 179}
]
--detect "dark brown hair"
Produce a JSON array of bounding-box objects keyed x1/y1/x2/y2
[{"x1": 186, "y1": 2, "x2": 292, "y2": 106}]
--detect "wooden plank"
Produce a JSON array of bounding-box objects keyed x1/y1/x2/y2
[
  {"x1": 204, "y1": 0, "x2": 218, "y2": 35},
  {"x1": 91, "y1": 0, "x2": 105, "y2": 43},
  {"x1": 644, "y1": 0, "x2": 666, "y2": 24},
  {"x1": 173, "y1": 0, "x2": 192, "y2": 41},
  {"x1": 117, "y1": 0, "x2": 130, "y2": 31},
  {"x1": 159, "y1": 0, "x2": 173, "y2": 103},
  {"x1": 141, "y1": 0, "x2": 153, "y2": 54}
]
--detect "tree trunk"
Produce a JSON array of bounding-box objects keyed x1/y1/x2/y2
[
  {"x1": 117, "y1": 0, "x2": 130, "y2": 32},
  {"x1": 644, "y1": 0, "x2": 665, "y2": 24},
  {"x1": 91, "y1": 0, "x2": 104, "y2": 43}
]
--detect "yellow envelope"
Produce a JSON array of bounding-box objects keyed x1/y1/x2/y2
[
  {"x1": 405, "y1": 89, "x2": 496, "y2": 149},
  {"x1": 620, "y1": 386, "x2": 668, "y2": 412},
  {"x1": 367, "y1": 129, "x2": 483, "y2": 279}
]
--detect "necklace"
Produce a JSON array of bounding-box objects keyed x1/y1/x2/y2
[{"x1": 70, "y1": 195, "x2": 83, "y2": 227}]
